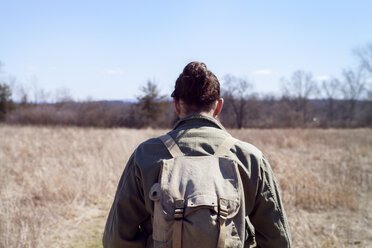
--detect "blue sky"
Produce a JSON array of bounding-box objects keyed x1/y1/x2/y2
[{"x1": 1, "y1": 0, "x2": 371, "y2": 101}]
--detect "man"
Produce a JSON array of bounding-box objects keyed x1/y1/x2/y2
[{"x1": 103, "y1": 62, "x2": 291, "y2": 247}]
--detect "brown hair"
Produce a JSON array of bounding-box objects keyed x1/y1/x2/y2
[{"x1": 171, "y1": 62, "x2": 220, "y2": 113}]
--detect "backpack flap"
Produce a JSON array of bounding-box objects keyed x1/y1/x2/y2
[
  {"x1": 185, "y1": 194, "x2": 240, "y2": 219},
  {"x1": 185, "y1": 194, "x2": 218, "y2": 214}
]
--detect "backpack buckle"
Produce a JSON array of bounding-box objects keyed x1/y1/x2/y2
[
  {"x1": 174, "y1": 199, "x2": 185, "y2": 220},
  {"x1": 217, "y1": 198, "x2": 229, "y2": 248},
  {"x1": 219, "y1": 198, "x2": 228, "y2": 220},
  {"x1": 174, "y1": 208, "x2": 184, "y2": 220}
]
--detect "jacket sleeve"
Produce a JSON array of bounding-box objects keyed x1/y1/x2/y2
[
  {"x1": 103, "y1": 152, "x2": 149, "y2": 248},
  {"x1": 249, "y1": 156, "x2": 292, "y2": 248}
]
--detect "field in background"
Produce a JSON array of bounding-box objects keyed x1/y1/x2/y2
[{"x1": 0, "y1": 126, "x2": 371, "y2": 248}]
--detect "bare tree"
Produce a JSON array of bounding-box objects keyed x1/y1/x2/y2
[
  {"x1": 222, "y1": 74, "x2": 253, "y2": 129},
  {"x1": 31, "y1": 76, "x2": 40, "y2": 104},
  {"x1": 355, "y1": 42, "x2": 372, "y2": 74},
  {"x1": 55, "y1": 87, "x2": 73, "y2": 103},
  {"x1": 15, "y1": 84, "x2": 30, "y2": 107},
  {"x1": 281, "y1": 70, "x2": 318, "y2": 124},
  {"x1": 355, "y1": 42, "x2": 372, "y2": 101},
  {"x1": 340, "y1": 67, "x2": 366, "y2": 123},
  {"x1": 321, "y1": 78, "x2": 341, "y2": 124}
]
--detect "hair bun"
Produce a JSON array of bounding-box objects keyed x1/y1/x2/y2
[{"x1": 183, "y1": 62, "x2": 208, "y2": 79}]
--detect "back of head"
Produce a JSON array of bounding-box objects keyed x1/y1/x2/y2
[{"x1": 171, "y1": 62, "x2": 220, "y2": 114}]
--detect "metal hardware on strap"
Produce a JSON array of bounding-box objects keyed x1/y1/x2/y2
[
  {"x1": 214, "y1": 137, "x2": 237, "y2": 157},
  {"x1": 159, "y1": 134, "x2": 184, "y2": 158},
  {"x1": 174, "y1": 199, "x2": 185, "y2": 220},
  {"x1": 219, "y1": 207, "x2": 228, "y2": 220},
  {"x1": 217, "y1": 198, "x2": 229, "y2": 248},
  {"x1": 174, "y1": 208, "x2": 184, "y2": 220},
  {"x1": 173, "y1": 199, "x2": 184, "y2": 248}
]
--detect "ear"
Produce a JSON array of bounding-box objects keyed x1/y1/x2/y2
[
  {"x1": 213, "y1": 98, "x2": 224, "y2": 118},
  {"x1": 173, "y1": 98, "x2": 181, "y2": 116}
]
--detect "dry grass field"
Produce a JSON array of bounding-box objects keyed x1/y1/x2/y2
[{"x1": 0, "y1": 125, "x2": 371, "y2": 248}]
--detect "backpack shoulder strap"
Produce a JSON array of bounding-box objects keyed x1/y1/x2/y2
[
  {"x1": 214, "y1": 136, "x2": 237, "y2": 157},
  {"x1": 159, "y1": 134, "x2": 184, "y2": 158}
]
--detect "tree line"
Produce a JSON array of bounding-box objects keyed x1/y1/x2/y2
[{"x1": 1, "y1": 43, "x2": 371, "y2": 129}]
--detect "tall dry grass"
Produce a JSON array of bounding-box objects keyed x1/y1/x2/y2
[
  {"x1": 0, "y1": 126, "x2": 163, "y2": 248},
  {"x1": 230, "y1": 129, "x2": 372, "y2": 247},
  {"x1": 0, "y1": 126, "x2": 371, "y2": 247}
]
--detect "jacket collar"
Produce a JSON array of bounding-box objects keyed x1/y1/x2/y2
[{"x1": 173, "y1": 114, "x2": 226, "y2": 131}]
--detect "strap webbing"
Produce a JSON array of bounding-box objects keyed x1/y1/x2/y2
[
  {"x1": 159, "y1": 134, "x2": 184, "y2": 158},
  {"x1": 214, "y1": 137, "x2": 237, "y2": 157},
  {"x1": 172, "y1": 199, "x2": 184, "y2": 248},
  {"x1": 217, "y1": 198, "x2": 229, "y2": 248},
  {"x1": 172, "y1": 220, "x2": 183, "y2": 248}
]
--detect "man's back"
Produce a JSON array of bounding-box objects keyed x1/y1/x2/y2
[{"x1": 103, "y1": 114, "x2": 291, "y2": 248}]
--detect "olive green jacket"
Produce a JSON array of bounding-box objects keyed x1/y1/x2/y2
[{"x1": 103, "y1": 115, "x2": 291, "y2": 248}]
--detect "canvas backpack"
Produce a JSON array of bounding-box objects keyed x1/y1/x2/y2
[{"x1": 149, "y1": 134, "x2": 246, "y2": 248}]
